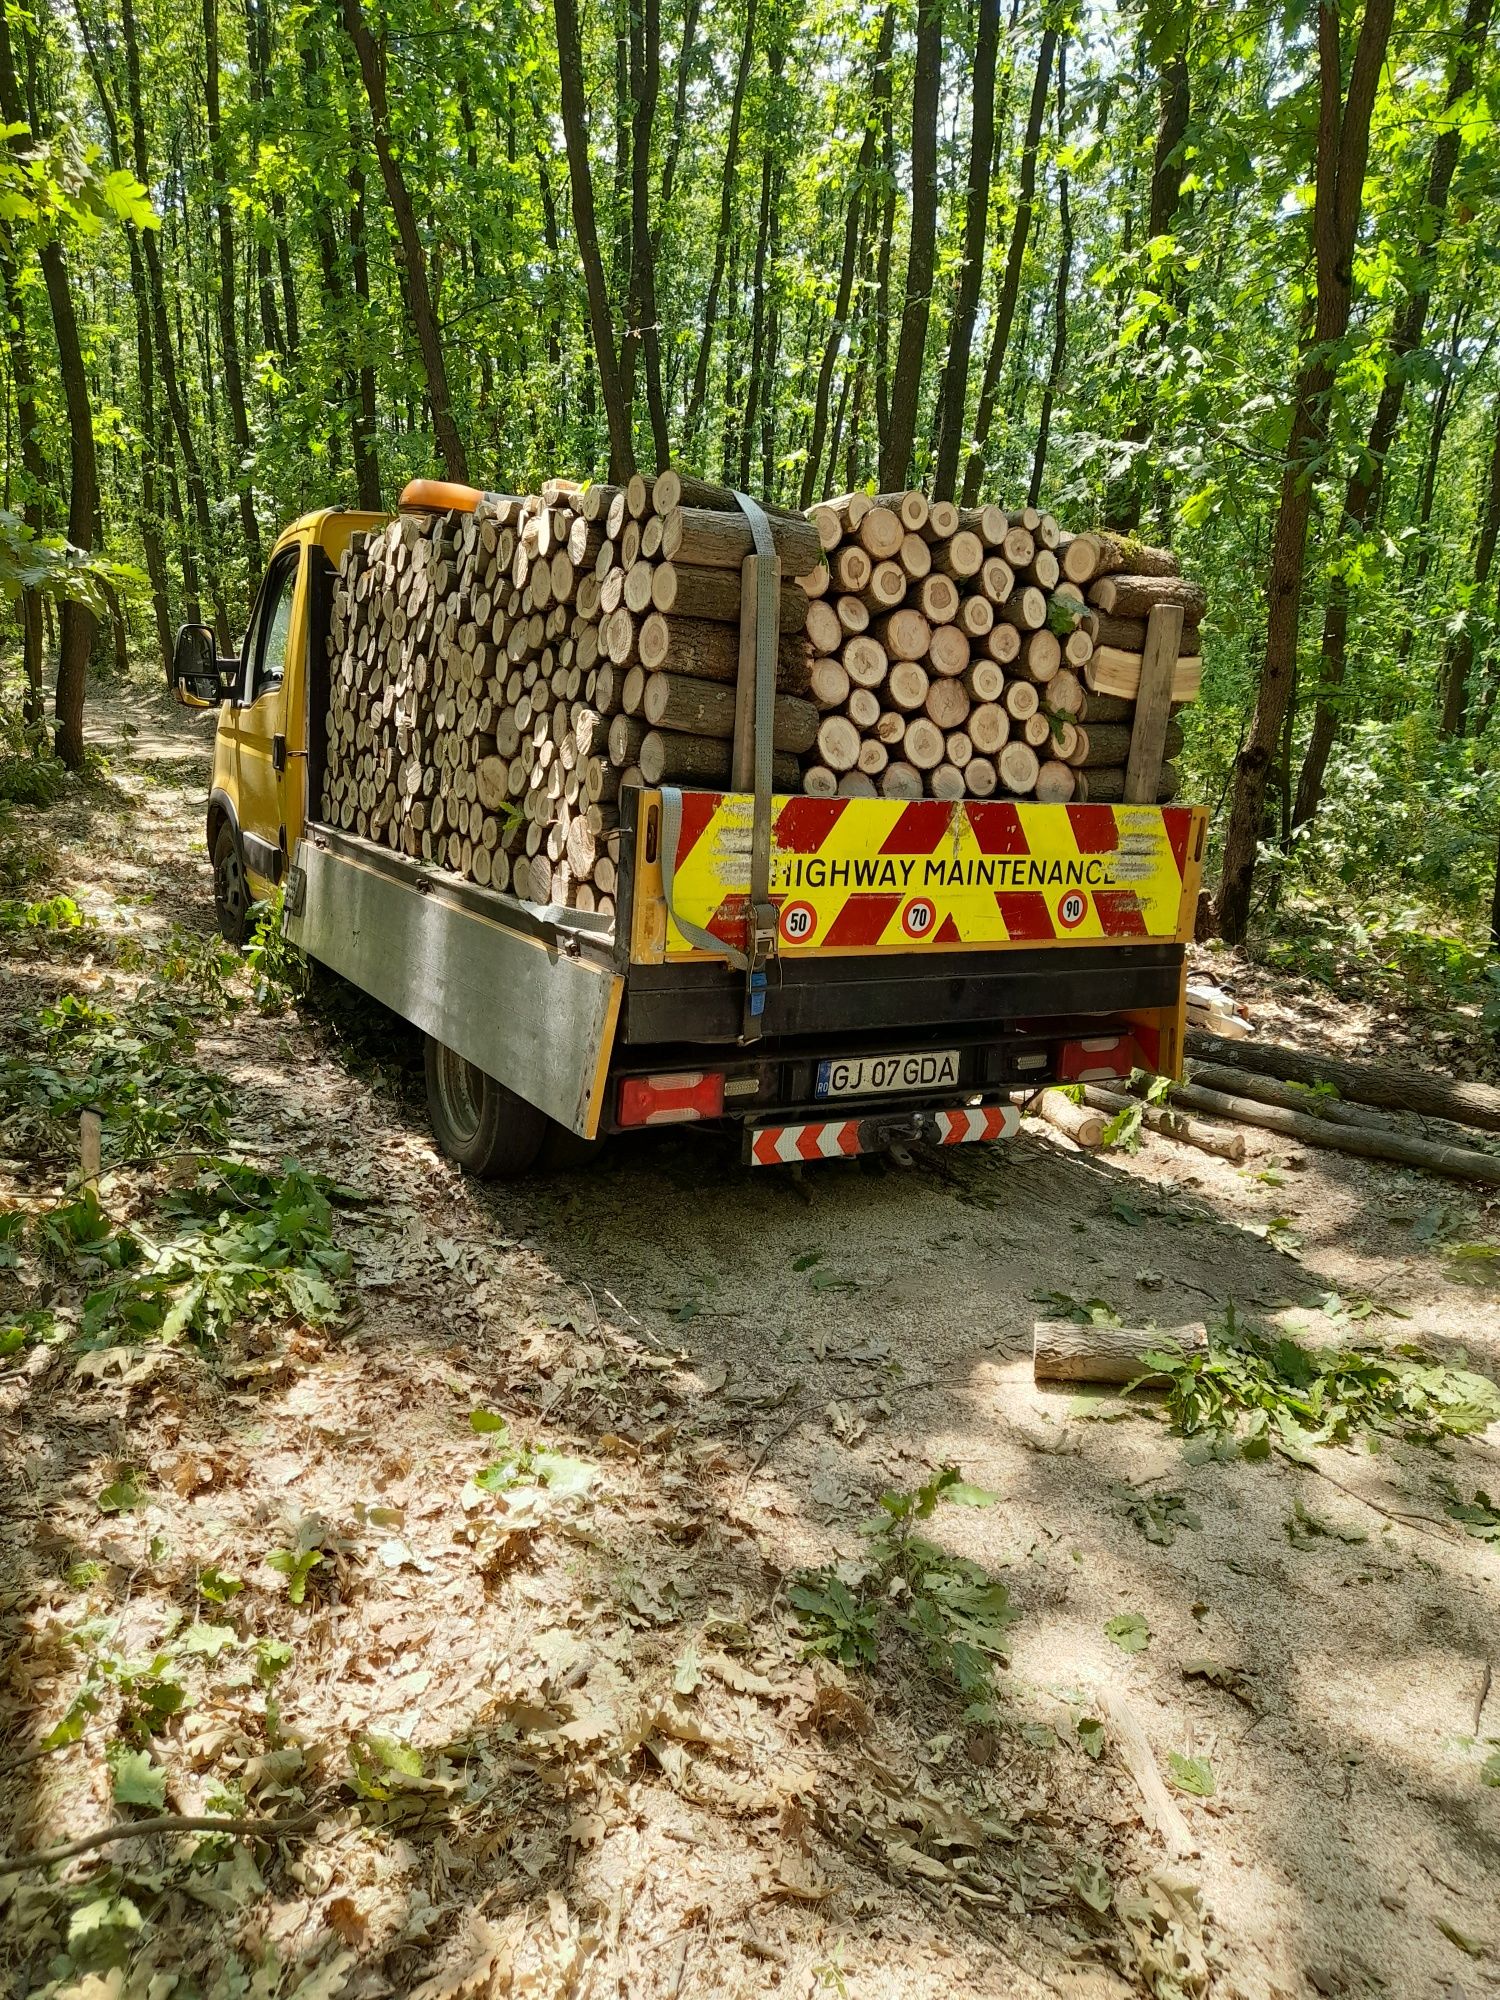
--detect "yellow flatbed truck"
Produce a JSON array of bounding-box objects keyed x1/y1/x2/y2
[{"x1": 170, "y1": 499, "x2": 1205, "y2": 1176}]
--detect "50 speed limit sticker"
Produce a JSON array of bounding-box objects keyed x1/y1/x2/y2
[
  {"x1": 1056, "y1": 888, "x2": 1089, "y2": 930},
  {"x1": 779, "y1": 899, "x2": 818, "y2": 944}
]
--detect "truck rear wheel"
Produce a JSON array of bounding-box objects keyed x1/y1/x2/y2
[{"x1": 423, "y1": 1036, "x2": 548, "y2": 1178}]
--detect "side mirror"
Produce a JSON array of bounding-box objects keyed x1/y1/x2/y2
[{"x1": 170, "y1": 623, "x2": 234, "y2": 709}]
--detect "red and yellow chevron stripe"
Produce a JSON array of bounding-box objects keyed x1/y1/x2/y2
[
  {"x1": 748, "y1": 1102, "x2": 1018, "y2": 1165},
  {"x1": 649, "y1": 793, "x2": 1204, "y2": 960}
]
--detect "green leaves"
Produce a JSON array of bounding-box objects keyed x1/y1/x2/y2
[
  {"x1": 266, "y1": 1546, "x2": 324, "y2": 1604},
  {"x1": 99, "y1": 168, "x2": 159, "y2": 231},
  {"x1": 1442, "y1": 1487, "x2": 1500, "y2": 1540},
  {"x1": 109, "y1": 1744, "x2": 168, "y2": 1809},
  {"x1": 1127, "y1": 1490, "x2": 1201, "y2": 1546},
  {"x1": 1132, "y1": 1309, "x2": 1500, "y2": 1453},
  {"x1": 1167, "y1": 1751, "x2": 1215, "y2": 1797},
  {"x1": 81, "y1": 1164, "x2": 351, "y2": 1350},
  {"x1": 1105, "y1": 1612, "x2": 1150, "y2": 1654},
  {"x1": 96, "y1": 1467, "x2": 147, "y2": 1513},
  {"x1": 790, "y1": 1470, "x2": 1014, "y2": 1688},
  {"x1": 787, "y1": 1574, "x2": 880, "y2": 1669}
]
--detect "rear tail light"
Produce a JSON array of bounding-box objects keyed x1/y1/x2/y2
[
  {"x1": 617, "y1": 1071, "x2": 725, "y2": 1127},
  {"x1": 1057, "y1": 1034, "x2": 1141, "y2": 1083}
]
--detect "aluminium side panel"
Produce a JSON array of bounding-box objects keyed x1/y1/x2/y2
[{"x1": 285, "y1": 832, "x2": 622, "y2": 1138}]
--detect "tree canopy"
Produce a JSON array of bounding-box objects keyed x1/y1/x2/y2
[{"x1": 3, "y1": 0, "x2": 1499, "y2": 943}]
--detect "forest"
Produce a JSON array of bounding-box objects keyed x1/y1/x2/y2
[{"x1": 1, "y1": 0, "x2": 1498, "y2": 960}]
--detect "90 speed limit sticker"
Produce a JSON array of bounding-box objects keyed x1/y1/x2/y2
[{"x1": 1056, "y1": 888, "x2": 1089, "y2": 930}]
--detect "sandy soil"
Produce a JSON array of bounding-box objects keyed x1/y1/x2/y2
[{"x1": 2, "y1": 684, "x2": 1498, "y2": 2000}]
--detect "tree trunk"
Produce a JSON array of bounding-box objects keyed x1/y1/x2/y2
[
  {"x1": 1440, "y1": 395, "x2": 1500, "y2": 735},
  {"x1": 553, "y1": 0, "x2": 634, "y2": 478},
  {"x1": 347, "y1": 159, "x2": 382, "y2": 509},
  {"x1": 930, "y1": 0, "x2": 1001, "y2": 501},
  {"x1": 740, "y1": 38, "x2": 785, "y2": 489},
  {"x1": 682, "y1": 0, "x2": 755, "y2": 452},
  {"x1": 1028, "y1": 39, "x2": 1071, "y2": 508},
  {"x1": 0, "y1": 5, "x2": 96, "y2": 766},
  {"x1": 1394, "y1": 299, "x2": 1474, "y2": 673},
  {"x1": 203, "y1": 0, "x2": 262, "y2": 578},
  {"x1": 1294, "y1": 0, "x2": 1493, "y2": 819},
  {"x1": 120, "y1": 0, "x2": 226, "y2": 634},
  {"x1": 878, "y1": 0, "x2": 941, "y2": 491},
  {"x1": 627, "y1": 0, "x2": 668, "y2": 467},
  {"x1": 1109, "y1": 19, "x2": 1192, "y2": 531},
  {"x1": 340, "y1": 0, "x2": 468, "y2": 481},
  {"x1": 0, "y1": 235, "x2": 50, "y2": 720},
  {"x1": 68, "y1": 0, "x2": 175, "y2": 667},
  {"x1": 960, "y1": 26, "x2": 1056, "y2": 505},
  {"x1": 798, "y1": 48, "x2": 881, "y2": 509},
  {"x1": 652, "y1": 0, "x2": 701, "y2": 246},
  {"x1": 1214, "y1": 0, "x2": 1396, "y2": 943},
  {"x1": 873, "y1": 14, "x2": 896, "y2": 447}
]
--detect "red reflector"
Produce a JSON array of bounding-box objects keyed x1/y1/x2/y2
[
  {"x1": 1057, "y1": 1035, "x2": 1141, "y2": 1083},
  {"x1": 617, "y1": 1071, "x2": 725, "y2": 1127}
]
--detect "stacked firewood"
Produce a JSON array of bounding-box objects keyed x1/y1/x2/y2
[
  {"x1": 804, "y1": 497, "x2": 1201, "y2": 804},
  {"x1": 321, "y1": 472, "x2": 822, "y2": 911},
  {"x1": 320, "y1": 472, "x2": 1206, "y2": 910}
]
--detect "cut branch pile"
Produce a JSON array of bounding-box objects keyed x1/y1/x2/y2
[
  {"x1": 806, "y1": 498, "x2": 1203, "y2": 802},
  {"x1": 321, "y1": 473, "x2": 1208, "y2": 909}
]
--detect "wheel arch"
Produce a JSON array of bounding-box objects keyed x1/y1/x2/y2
[{"x1": 207, "y1": 787, "x2": 238, "y2": 854}]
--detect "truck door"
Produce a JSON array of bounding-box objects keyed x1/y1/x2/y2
[{"x1": 223, "y1": 545, "x2": 302, "y2": 894}]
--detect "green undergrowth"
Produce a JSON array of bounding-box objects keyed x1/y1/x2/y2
[
  {"x1": 6, "y1": 1162, "x2": 360, "y2": 1359},
  {"x1": 1132, "y1": 1306, "x2": 1500, "y2": 1456},
  {"x1": 0, "y1": 983, "x2": 232, "y2": 1163},
  {"x1": 789, "y1": 1466, "x2": 1017, "y2": 1697}
]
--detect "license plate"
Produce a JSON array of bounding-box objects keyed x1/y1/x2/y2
[{"x1": 815, "y1": 1048, "x2": 961, "y2": 1099}]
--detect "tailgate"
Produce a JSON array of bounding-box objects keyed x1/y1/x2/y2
[{"x1": 627, "y1": 792, "x2": 1206, "y2": 963}]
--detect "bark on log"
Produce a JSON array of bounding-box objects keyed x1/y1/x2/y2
[
  {"x1": 651, "y1": 561, "x2": 806, "y2": 629},
  {"x1": 637, "y1": 612, "x2": 810, "y2": 689},
  {"x1": 639, "y1": 729, "x2": 799, "y2": 787},
  {"x1": 1088, "y1": 573, "x2": 1207, "y2": 621},
  {"x1": 1185, "y1": 1060, "x2": 1468, "y2": 1138},
  {"x1": 1184, "y1": 1033, "x2": 1500, "y2": 1135},
  {"x1": 1028, "y1": 1087, "x2": 1106, "y2": 1148},
  {"x1": 1081, "y1": 1084, "x2": 1247, "y2": 1162},
  {"x1": 1093, "y1": 611, "x2": 1200, "y2": 654},
  {"x1": 1032, "y1": 1318, "x2": 1207, "y2": 1385},
  {"x1": 1086, "y1": 533, "x2": 1181, "y2": 581},
  {"x1": 1075, "y1": 763, "x2": 1180, "y2": 803},
  {"x1": 1078, "y1": 720, "x2": 1184, "y2": 767},
  {"x1": 1160, "y1": 1078, "x2": 1500, "y2": 1185},
  {"x1": 656, "y1": 504, "x2": 821, "y2": 573},
  {"x1": 642, "y1": 672, "x2": 818, "y2": 751}
]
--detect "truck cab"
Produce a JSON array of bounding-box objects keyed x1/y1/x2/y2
[{"x1": 171, "y1": 508, "x2": 385, "y2": 940}]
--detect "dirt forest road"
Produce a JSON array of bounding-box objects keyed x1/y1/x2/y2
[{"x1": 3, "y1": 682, "x2": 1499, "y2": 2000}]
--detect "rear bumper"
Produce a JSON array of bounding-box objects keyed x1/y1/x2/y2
[{"x1": 745, "y1": 1100, "x2": 1019, "y2": 1165}]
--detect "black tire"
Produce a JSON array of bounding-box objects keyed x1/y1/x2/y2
[
  {"x1": 212, "y1": 820, "x2": 251, "y2": 945},
  {"x1": 423, "y1": 1035, "x2": 548, "y2": 1177}
]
